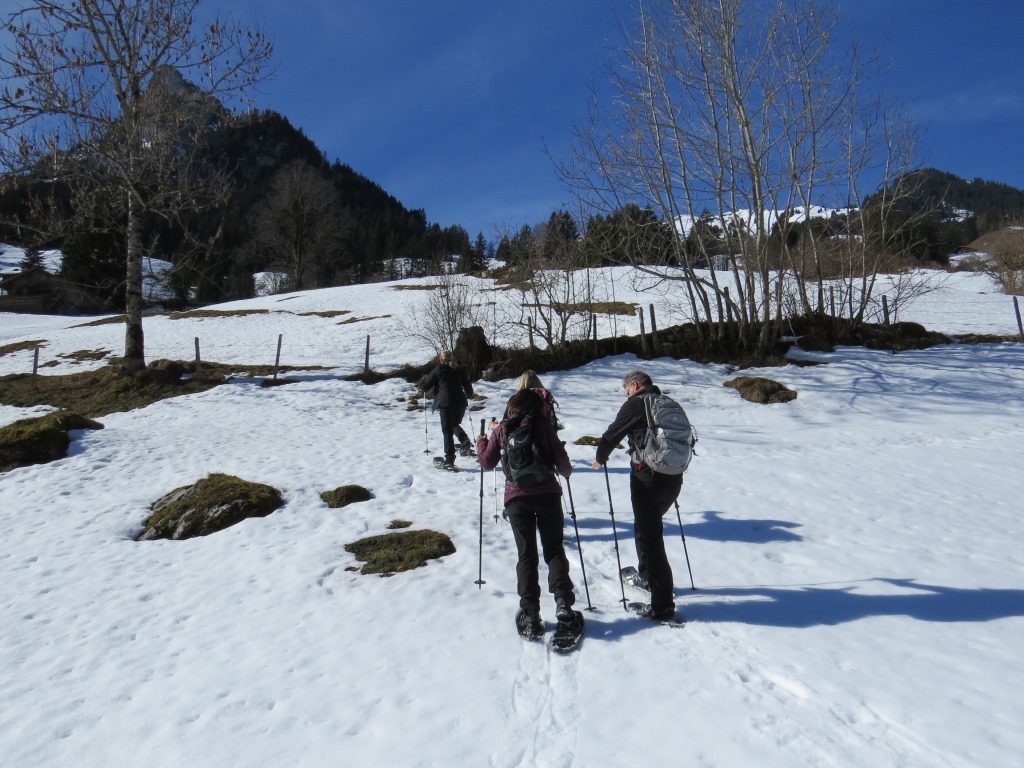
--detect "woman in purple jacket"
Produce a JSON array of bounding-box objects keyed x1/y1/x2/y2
[{"x1": 476, "y1": 388, "x2": 579, "y2": 638}]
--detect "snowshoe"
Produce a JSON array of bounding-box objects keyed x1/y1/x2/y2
[
  {"x1": 627, "y1": 601, "x2": 685, "y2": 627},
  {"x1": 549, "y1": 604, "x2": 584, "y2": 653},
  {"x1": 432, "y1": 457, "x2": 458, "y2": 472}
]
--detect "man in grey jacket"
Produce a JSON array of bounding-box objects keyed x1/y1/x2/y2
[{"x1": 592, "y1": 370, "x2": 682, "y2": 621}]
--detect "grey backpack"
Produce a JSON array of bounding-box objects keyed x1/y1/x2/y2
[{"x1": 638, "y1": 394, "x2": 697, "y2": 475}]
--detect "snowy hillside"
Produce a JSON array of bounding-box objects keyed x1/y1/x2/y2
[
  {"x1": 0, "y1": 269, "x2": 1022, "y2": 767},
  {"x1": 675, "y1": 205, "x2": 852, "y2": 237}
]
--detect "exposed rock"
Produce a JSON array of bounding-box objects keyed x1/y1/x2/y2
[
  {"x1": 454, "y1": 326, "x2": 492, "y2": 380},
  {"x1": 724, "y1": 376, "x2": 798, "y2": 404},
  {"x1": 0, "y1": 411, "x2": 103, "y2": 472},
  {"x1": 137, "y1": 473, "x2": 284, "y2": 541},
  {"x1": 321, "y1": 484, "x2": 374, "y2": 508}
]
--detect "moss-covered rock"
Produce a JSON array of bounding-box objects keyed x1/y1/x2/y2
[
  {"x1": 0, "y1": 411, "x2": 104, "y2": 472},
  {"x1": 344, "y1": 529, "x2": 456, "y2": 575},
  {"x1": 573, "y1": 436, "x2": 623, "y2": 448},
  {"x1": 320, "y1": 484, "x2": 374, "y2": 508},
  {"x1": 724, "y1": 376, "x2": 798, "y2": 404},
  {"x1": 137, "y1": 473, "x2": 284, "y2": 541}
]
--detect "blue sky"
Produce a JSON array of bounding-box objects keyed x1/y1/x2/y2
[
  {"x1": 227, "y1": 0, "x2": 1024, "y2": 239},
  {"x1": 5, "y1": 0, "x2": 1024, "y2": 239},
  {"x1": 222, "y1": 0, "x2": 621, "y2": 239}
]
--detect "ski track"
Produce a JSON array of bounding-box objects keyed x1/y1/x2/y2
[
  {"x1": 490, "y1": 626, "x2": 582, "y2": 768},
  {"x1": 492, "y1": 641, "x2": 549, "y2": 768},
  {"x1": 536, "y1": 640, "x2": 581, "y2": 767}
]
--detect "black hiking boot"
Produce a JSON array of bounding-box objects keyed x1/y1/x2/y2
[
  {"x1": 516, "y1": 608, "x2": 544, "y2": 640},
  {"x1": 621, "y1": 567, "x2": 650, "y2": 592}
]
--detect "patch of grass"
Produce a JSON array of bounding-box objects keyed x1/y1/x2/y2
[
  {"x1": 72, "y1": 312, "x2": 164, "y2": 327},
  {"x1": 0, "y1": 411, "x2": 104, "y2": 472},
  {"x1": 956, "y1": 333, "x2": 1022, "y2": 344},
  {"x1": 0, "y1": 340, "x2": 46, "y2": 357},
  {"x1": 524, "y1": 300, "x2": 636, "y2": 316},
  {"x1": 297, "y1": 310, "x2": 351, "y2": 318},
  {"x1": 167, "y1": 309, "x2": 271, "y2": 320},
  {"x1": 0, "y1": 359, "x2": 331, "y2": 418},
  {"x1": 137, "y1": 473, "x2": 284, "y2": 541},
  {"x1": 346, "y1": 360, "x2": 434, "y2": 385},
  {"x1": 338, "y1": 314, "x2": 391, "y2": 324},
  {"x1": 387, "y1": 519, "x2": 413, "y2": 529},
  {"x1": 59, "y1": 349, "x2": 110, "y2": 362},
  {"x1": 344, "y1": 529, "x2": 455, "y2": 575},
  {"x1": 724, "y1": 376, "x2": 797, "y2": 404},
  {"x1": 321, "y1": 484, "x2": 374, "y2": 508},
  {"x1": 0, "y1": 361, "x2": 223, "y2": 418},
  {"x1": 589, "y1": 301, "x2": 639, "y2": 316},
  {"x1": 389, "y1": 284, "x2": 438, "y2": 291}
]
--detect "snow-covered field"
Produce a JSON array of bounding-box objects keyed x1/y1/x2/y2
[{"x1": 1, "y1": 269, "x2": 1022, "y2": 767}]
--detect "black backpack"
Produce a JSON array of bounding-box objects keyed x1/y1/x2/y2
[{"x1": 503, "y1": 415, "x2": 555, "y2": 487}]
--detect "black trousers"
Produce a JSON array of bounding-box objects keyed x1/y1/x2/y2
[
  {"x1": 506, "y1": 494, "x2": 575, "y2": 613},
  {"x1": 630, "y1": 467, "x2": 683, "y2": 613},
  {"x1": 438, "y1": 406, "x2": 469, "y2": 462}
]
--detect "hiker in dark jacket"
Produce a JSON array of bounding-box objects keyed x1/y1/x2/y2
[
  {"x1": 477, "y1": 388, "x2": 579, "y2": 638},
  {"x1": 592, "y1": 369, "x2": 682, "y2": 621},
  {"x1": 420, "y1": 350, "x2": 473, "y2": 469}
]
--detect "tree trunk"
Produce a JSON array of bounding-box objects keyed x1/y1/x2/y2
[{"x1": 123, "y1": 195, "x2": 146, "y2": 374}]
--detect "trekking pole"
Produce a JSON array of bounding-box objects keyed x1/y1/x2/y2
[
  {"x1": 475, "y1": 418, "x2": 486, "y2": 588},
  {"x1": 422, "y1": 396, "x2": 430, "y2": 454},
  {"x1": 674, "y1": 499, "x2": 697, "y2": 590},
  {"x1": 564, "y1": 476, "x2": 595, "y2": 611},
  {"x1": 493, "y1": 467, "x2": 499, "y2": 523},
  {"x1": 487, "y1": 415, "x2": 499, "y2": 523},
  {"x1": 603, "y1": 464, "x2": 629, "y2": 610}
]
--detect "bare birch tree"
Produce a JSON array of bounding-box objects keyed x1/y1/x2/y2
[
  {"x1": 406, "y1": 271, "x2": 483, "y2": 355},
  {"x1": 561, "y1": 0, "x2": 923, "y2": 354},
  {"x1": 0, "y1": 0, "x2": 272, "y2": 372}
]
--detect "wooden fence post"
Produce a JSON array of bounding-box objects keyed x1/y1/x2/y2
[
  {"x1": 830, "y1": 287, "x2": 836, "y2": 317},
  {"x1": 364, "y1": 335, "x2": 371, "y2": 373},
  {"x1": 194, "y1": 337, "x2": 202, "y2": 377},
  {"x1": 649, "y1": 304, "x2": 661, "y2": 356},
  {"x1": 1014, "y1": 296, "x2": 1023, "y2": 340},
  {"x1": 32, "y1": 346, "x2": 40, "y2": 387},
  {"x1": 272, "y1": 334, "x2": 283, "y2": 380},
  {"x1": 881, "y1": 295, "x2": 891, "y2": 326},
  {"x1": 637, "y1": 307, "x2": 648, "y2": 357},
  {"x1": 591, "y1": 314, "x2": 598, "y2": 355}
]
